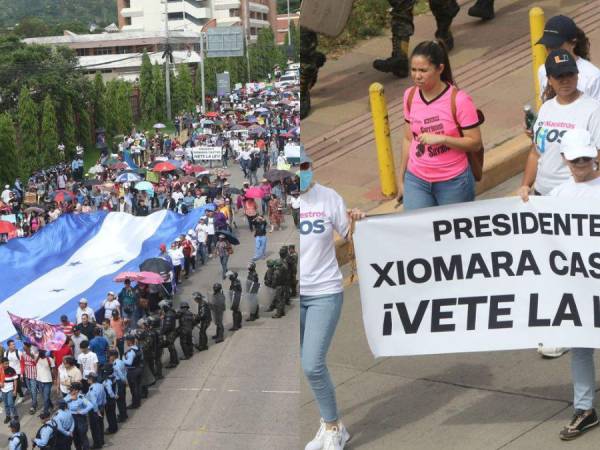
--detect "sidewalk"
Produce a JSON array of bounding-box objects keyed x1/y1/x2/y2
[{"x1": 303, "y1": 0, "x2": 599, "y2": 211}]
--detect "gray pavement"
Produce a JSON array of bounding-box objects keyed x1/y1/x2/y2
[{"x1": 6, "y1": 160, "x2": 300, "y2": 449}]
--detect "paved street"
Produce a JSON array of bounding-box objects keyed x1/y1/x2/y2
[{"x1": 5, "y1": 160, "x2": 300, "y2": 449}]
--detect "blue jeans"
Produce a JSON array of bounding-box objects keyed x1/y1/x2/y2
[
  {"x1": 2, "y1": 390, "x2": 16, "y2": 418},
  {"x1": 300, "y1": 292, "x2": 343, "y2": 422},
  {"x1": 38, "y1": 381, "x2": 52, "y2": 415},
  {"x1": 26, "y1": 377, "x2": 38, "y2": 409},
  {"x1": 197, "y1": 242, "x2": 207, "y2": 265},
  {"x1": 403, "y1": 167, "x2": 475, "y2": 210},
  {"x1": 571, "y1": 348, "x2": 595, "y2": 410},
  {"x1": 219, "y1": 255, "x2": 229, "y2": 279},
  {"x1": 254, "y1": 236, "x2": 267, "y2": 261}
]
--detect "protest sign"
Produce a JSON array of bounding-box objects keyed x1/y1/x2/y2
[
  {"x1": 191, "y1": 146, "x2": 222, "y2": 161},
  {"x1": 354, "y1": 197, "x2": 600, "y2": 357},
  {"x1": 284, "y1": 143, "x2": 301, "y2": 163}
]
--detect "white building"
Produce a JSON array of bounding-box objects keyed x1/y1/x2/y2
[{"x1": 117, "y1": 0, "x2": 277, "y2": 40}]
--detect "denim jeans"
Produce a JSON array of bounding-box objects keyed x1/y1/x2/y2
[
  {"x1": 571, "y1": 348, "x2": 595, "y2": 410},
  {"x1": 403, "y1": 167, "x2": 475, "y2": 211},
  {"x1": 197, "y1": 242, "x2": 207, "y2": 265},
  {"x1": 38, "y1": 381, "x2": 53, "y2": 415},
  {"x1": 261, "y1": 198, "x2": 269, "y2": 215},
  {"x1": 219, "y1": 255, "x2": 229, "y2": 279},
  {"x1": 254, "y1": 236, "x2": 267, "y2": 261},
  {"x1": 2, "y1": 391, "x2": 16, "y2": 418},
  {"x1": 26, "y1": 377, "x2": 38, "y2": 409},
  {"x1": 300, "y1": 292, "x2": 344, "y2": 422}
]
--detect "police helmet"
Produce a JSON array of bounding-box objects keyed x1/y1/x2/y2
[
  {"x1": 158, "y1": 299, "x2": 172, "y2": 310},
  {"x1": 137, "y1": 318, "x2": 147, "y2": 328},
  {"x1": 248, "y1": 262, "x2": 256, "y2": 271},
  {"x1": 213, "y1": 283, "x2": 222, "y2": 293},
  {"x1": 192, "y1": 291, "x2": 204, "y2": 300},
  {"x1": 70, "y1": 382, "x2": 82, "y2": 392},
  {"x1": 279, "y1": 246, "x2": 289, "y2": 258},
  {"x1": 180, "y1": 301, "x2": 190, "y2": 309},
  {"x1": 266, "y1": 260, "x2": 275, "y2": 268},
  {"x1": 125, "y1": 334, "x2": 136, "y2": 342},
  {"x1": 227, "y1": 271, "x2": 238, "y2": 281}
]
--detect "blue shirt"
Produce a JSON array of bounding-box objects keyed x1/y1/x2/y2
[
  {"x1": 89, "y1": 336, "x2": 109, "y2": 365},
  {"x1": 33, "y1": 420, "x2": 56, "y2": 446},
  {"x1": 8, "y1": 432, "x2": 24, "y2": 450},
  {"x1": 86, "y1": 382, "x2": 106, "y2": 411},
  {"x1": 54, "y1": 409, "x2": 74, "y2": 436},
  {"x1": 64, "y1": 393, "x2": 93, "y2": 416},
  {"x1": 112, "y1": 359, "x2": 127, "y2": 382},
  {"x1": 103, "y1": 378, "x2": 116, "y2": 399},
  {"x1": 124, "y1": 346, "x2": 139, "y2": 367}
]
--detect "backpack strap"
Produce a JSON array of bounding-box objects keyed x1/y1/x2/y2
[
  {"x1": 450, "y1": 86, "x2": 462, "y2": 137},
  {"x1": 405, "y1": 86, "x2": 418, "y2": 117}
]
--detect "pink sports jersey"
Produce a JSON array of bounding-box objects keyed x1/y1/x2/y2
[{"x1": 403, "y1": 85, "x2": 480, "y2": 182}]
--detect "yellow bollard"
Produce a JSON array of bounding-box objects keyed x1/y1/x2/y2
[
  {"x1": 529, "y1": 7, "x2": 547, "y2": 111},
  {"x1": 369, "y1": 82, "x2": 397, "y2": 198}
]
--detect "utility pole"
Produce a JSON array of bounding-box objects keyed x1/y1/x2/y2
[
  {"x1": 244, "y1": 0, "x2": 251, "y2": 82},
  {"x1": 200, "y1": 32, "x2": 206, "y2": 114},
  {"x1": 164, "y1": 0, "x2": 172, "y2": 120},
  {"x1": 287, "y1": 0, "x2": 291, "y2": 56}
]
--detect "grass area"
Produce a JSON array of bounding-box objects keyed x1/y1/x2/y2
[
  {"x1": 83, "y1": 146, "x2": 101, "y2": 175},
  {"x1": 318, "y1": 0, "x2": 430, "y2": 56}
]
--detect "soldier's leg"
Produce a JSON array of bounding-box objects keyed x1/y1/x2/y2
[
  {"x1": 196, "y1": 322, "x2": 209, "y2": 350},
  {"x1": 429, "y1": 0, "x2": 460, "y2": 51},
  {"x1": 468, "y1": 0, "x2": 495, "y2": 20},
  {"x1": 184, "y1": 333, "x2": 194, "y2": 358},
  {"x1": 166, "y1": 333, "x2": 179, "y2": 367},
  {"x1": 155, "y1": 348, "x2": 164, "y2": 379},
  {"x1": 373, "y1": 0, "x2": 416, "y2": 77},
  {"x1": 300, "y1": 26, "x2": 325, "y2": 119},
  {"x1": 215, "y1": 314, "x2": 224, "y2": 343}
]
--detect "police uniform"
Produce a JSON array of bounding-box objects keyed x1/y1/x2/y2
[
  {"x1": 272, "y1": 260, "x2": 288, "y2": 318},
  {"x1": 161, "y1": 306, "x2": 179, "y2": 368},
  {"x1": 150, "y1": 317, "x2": 164, "y2": 379},
  {"x1": 286, "y1": 247, "x2": 298, "y2": 297},
  {"x1": 210, "y1": 286, "x2": 226, "y2": 343},
  {"x1": 86, "y1": 379, "x2": 105, "y2": 448},
  {"x1": 228, "y1": 274, "x2": 243, "y2": 331},
  {"x1": 264, "y1": 260, "x2": 277, "y2": 312},
  {"x1": 194, "y1": 293, "x2": 212, "y2": 351},
  {"x1": 245, "y1": 267, "x2": 260, "y2": 321},
  {"x1": 177, "y1": 303, "x2": 199, "y2": 358},
  {"x1": 112, "y1": 358, "x2": 128, "y2": 422},
  {"x1": 300, "y1": 26, "x2": 327, "y2": 119},
  {"x1": 102, "y1": 373, "x2": 118, "y2": 434},
  {"x1": 137, "y1": 325, "x2": 156, "y2": 395},
  {"x1": 124, "y1": 344, "x2": 144, "y2": 409},
  {"x1": 54, "y1": 408, "x2": 75, "y2": 450},
  {"x1": 64, "y1": 393, "x2": 93, "y2": 450}
]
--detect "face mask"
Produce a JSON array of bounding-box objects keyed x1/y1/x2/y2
[{"x1": 298, "y1": 170, "x2": 313, "y2": 191}]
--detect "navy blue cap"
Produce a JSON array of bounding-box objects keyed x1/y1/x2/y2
[
  {"x1": 545, "y1": 49, "x2": 578, "y2": 78},
  {"x1": 537, "y1": 15, "x2": 577, "y2": 48}
]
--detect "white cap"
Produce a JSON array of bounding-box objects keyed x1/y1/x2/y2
[
  {"x1": 4, "y1": 185, "x2": 8, "y2": 189},
  {"x1": 560, "y1": 129, "x2": 598, "y2": 161},
  {"x1": 79, "y1": 298, "x2": 88, "y2": 304}
]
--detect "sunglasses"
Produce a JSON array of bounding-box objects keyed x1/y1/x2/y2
[
  {"x1": 569, "y1": 157, "x2": 594, "y2": 164},
  {"x1": 416, "y1": 142, "x2": 426, "y2": 158}
]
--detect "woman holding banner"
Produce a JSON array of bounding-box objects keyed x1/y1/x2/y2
[
  {"x1": 398, "y1": 40, "x2": 482, "y2": 210},
  {"x1": 521, "y1": 129, "x2": 600, "y2": 440},
  {"x1": 299, "y1": 146, "x2": 364, "y2": 450}
]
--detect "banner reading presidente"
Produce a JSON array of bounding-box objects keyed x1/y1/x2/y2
[{"x1": 354, "y1": 197, "x2": 600, "y2": 357}]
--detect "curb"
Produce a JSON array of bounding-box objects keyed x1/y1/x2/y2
[{"x1": 334, "y1": 133, "x2": 532, "y2": 266}]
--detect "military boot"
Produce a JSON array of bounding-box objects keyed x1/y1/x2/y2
[
  {"x1": 300, "y1": 89, "x2": 311, "y2": 120},
  {"x1": 214, "y1": 326, "x2": 224, "y2": 343},
  {"x1": 373, "y1": 37, "x2": 409, "y2": 78},
  {"x1": 433, "y1": 0, "x2": 460, "y2": 51},
  {"x1": 468, "y1": 0, "x2": 495, "y2": 20}
]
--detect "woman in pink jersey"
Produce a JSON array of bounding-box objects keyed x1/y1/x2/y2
[{"x1": 399, "y1": 40, "x2": 482, "y2": 210}]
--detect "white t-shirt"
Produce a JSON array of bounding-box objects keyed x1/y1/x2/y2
[
  {"x1": 168, "y1": 247, "x2": 184, "y2": 266},
  {"x1": 206, "y1": 217, "x2": 215, "y2": 235},
  {"x1": 539, "y1": 58, "x2": 600, "y2": 101},
  {"x1": 76, "y1": 306, "x2": 96, "y2": 324},
  {"x1": 549, "y1": 175, "x2": 600, "y2": 198},
  {"x1": 195, "y1": 223, "x2": 209, "y2": 243},
  {"x1": 299, "y1": 184, "x2": 349, "y2": 296},
  {"x1": 77, "y1": 351, "x2": 98, "y2": 379},
  {"x1": 6, "y1": 350, "x2": 21, "y2": 375},
  {"x1": 71, "y1": 334, "x2": 88, "y2": 360},
  {"x1": 533, "y1": 94, "x2": 600, "y2": 194},
  {"x1": 102, "y1": 298, "x2": 120, "y2": 320},
  {"x1": 35, "y1": 357, "x2": 55, "y2": 383}
]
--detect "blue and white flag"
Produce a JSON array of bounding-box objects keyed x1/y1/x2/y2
[{"x1": 0, "y1": 207, "x2": 212, "y2": 342}]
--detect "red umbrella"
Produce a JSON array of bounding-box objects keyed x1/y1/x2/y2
[
  {"x1": 184, "y1": 165, "x2": 208, "y2": 174},
  {"x1": 153, "y1": 162, "x2": 177, "y2": 172},
  {"x1": 205, "y1": 112, "x2": 219, "y2": 118},
  {"x1": 52, "y1": 190, "x2": 76, "y2": 203},
  {"x1": 0, "y1": 220, "x2": 16, "y2": 234},
  {"x1": 114, "y1": 271, "x2": 164, "y2": 284},
  {"x1": 244, "y1": 187, "x2": 265, "y2": 199},
  {"x1": 109, "y1": 162, "x2": 129, "y2": 170}
]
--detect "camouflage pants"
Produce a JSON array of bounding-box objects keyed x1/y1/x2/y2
[
  {"x1": 390, "y1": 0, "x2": 460, "y2": 40},
  {"x1": 300, "y1": 26, "x2": 325, "y2": 93}
]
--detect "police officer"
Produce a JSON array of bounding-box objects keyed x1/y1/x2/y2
[
  {"x1": 300, "y1": 26, "x2": 326, "y2": 119},
  {"x1": 8, "y1": 420, "x2": 27, "y2": 450},
  {"x1": 53, "y1": 399, "x2": 75, "y2": 450},
  {"x1": 287, "y1": 245, "x2": 298, "y2": 298},
  {"x1": 85, "y1": 372, "x2": 105, "y2": 449},
  {"x1": 245, "y1": 262, "x2": 260, "y2": 321},
  {"x1": 227, "y1": 271, "x2": 243, "y2": 331},
  {"x1": 177, "y1": 301, "x2": 199, "y2": 359},
  {"x1": 101, "y1": 364, "x2": 118, "y2": 435},
  {"x1": 33, "y1": 415, "x2": 58, "y2": 449},
  {"x1": 136, "y1": 319, "x2": 156, "y2": 399},
  {"x1": 123, "y1": 334, "x2": 144, "y2": 409},
  {"x1": 193, "y1": 292, "x2": 212, "y2": 351},
  {"x1": 148, "y1": 316, "x2": 164, "y2": 379},
  {"x1": 264, "y1": 260, "x2": 277, "y2": 312},
  {"x1": 64, "y1": 382, "x2": 93, "y2": 450},
  {"x1": 210, "y1": 283, "x2": 225, "y2": 343},
  {"x1": 159, "y1": 299, "x2": 179, "y2": 368},
  {"x1": 108, "y1": 350, "x2": 128, "y2": 423},
  {"x1": 271, "y1": 260, "x2": 287, "y2": 318},
  {"x1": 278, "y1": 246, "x2": 292, "y2": 306}
]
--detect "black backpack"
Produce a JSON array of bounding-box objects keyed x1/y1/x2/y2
[
  {"x1": 35, "y1": 421, "x2": 57, "y2": 449},
  {"x1": 9, "y1": 432, "x2": 28, "y2": 449}
]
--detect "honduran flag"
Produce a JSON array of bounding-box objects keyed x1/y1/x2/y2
[{"x1": 0, "y1": 207, "x2": 212, "y2": 343}]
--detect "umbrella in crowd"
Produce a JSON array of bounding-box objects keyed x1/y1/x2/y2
[
  {"x1": 205, "y1": 112, "x2": 219, "y2": 118},
  {"x1": 89, "y1": 164, "x2": 105, "y2": 174},
  {"x1": 109, "y1": 162, "x2": 129, "y2": 170},
  {"x1": 264, "y1": 169, "x2": 295, "y2": 182},
  {"x1": 203, "y1": 120, "x2": 215, "y2": 125},
  {"x1": 114, "y1": 271, "x2": 164, "y2": 284},
  {"x1": 249, "y1": 126, "x2": 266, "y2": 136},
  {"x1": 115, "y1": 172, "x2": 142, "y2": 183},
  {"x1": 227, "y1": 187, "x2": 242, "y2": 195},
  {"x1": 135, "y1": 181, "x2": 154, "y2": 192},
  {"x1": 179, "y1": 176, "x2": 197, "y2": 183},
  {"x1": 153, "y1": 123, "x2": 166, "y2": 129},
  {"x1": 184, "y1": 165, "x2": 208, "y2": 175},
  {"x1": 246, "y1": 117, "x2": 258, "y2": 124},
  {"x1": 230, "y1": 124, "x2": 246, "y2": 130},
  {"x1": 0, "y1": 221, "x2": 16, "y2": 234},
  {"x1": 244, "y1": 187, "x2": 265, "y2": 199},
  {"x1": 216, "y1": 229, "x2": 240, "y2": 245},
  {"x1": 24, "y1": 206, "x2": 45, "y2": 214},
  {"x1": 52, "y1": 190, "x2": 76, "y2": 203},
  {"x1": 153, "y1": 162, "x2": 177, "y2": 172},
  {"x1": 140, "y1": 257, "x2": 173, "y2": 277}
]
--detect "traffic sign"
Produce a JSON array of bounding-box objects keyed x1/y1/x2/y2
[{"x1": 206, "y1": 27, "x2": 244, "y2": 58}]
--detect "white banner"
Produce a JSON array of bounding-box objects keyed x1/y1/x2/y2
[
  {"x1": 354, "y1": 197, "x2": 600, "y2": 357},
  {"x1": 191, "y1": 146, "x2": 222, "y2": 161},
  {"x1": 284, "y1": 143, "x2": 301, "y2": 160}
]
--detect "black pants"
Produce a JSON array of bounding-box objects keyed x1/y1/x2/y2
[
  {"x1": 180, "y1": 332, "x2": 193, "y2": 358},
  {"x1": 116, "y1": 380, "x2": 128, "y2": 420},
  {"x1": 154, "y1": 347, "x2": 163, "y2": 378},
  {"x1": 55, "y1": 432, "x2": 73, "y2": 450},
  {"x1": 174, "y1": 265, "x2": 182, "y2": 283},
  {"x1": 73, "y1": 414, "x2": 90, "y2": 450},
  {"x1": 81, "y1": 379, "x2": 90, "y2": 394},
  {"x1": 197, "y1": 321, "x2": 209, "y2": 349},
  {"x1": 88, "y1": 409, "x2": 104, "y2": 448},
  {"x1": 127, "y1": 367, "x2": 143, "y2": 408},
  {"x1": 207, "y1": 234, "x2": 216, "y2": 255},
  {"x1": 105, "y1": 398, "x2": 118, "y2": 433}
]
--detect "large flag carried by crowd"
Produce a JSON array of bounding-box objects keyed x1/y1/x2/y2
[{"x1": 0, "y1": 206, "x2": 211, "y2": 342}]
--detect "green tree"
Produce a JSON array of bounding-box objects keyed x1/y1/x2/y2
[
  {"x1": 103, "y1": 80, "x2": 118, "y2": 138},
  {"x1": 153, "y1": 62, "x2": 165, "y2": 122},
  {"x1": 172, "y1": 63, "x2": 194, "y2": 114},
  {"x1": 40, "y1": 94, "x2": 58, "y2": 166},
  {"x1": 16, "y1": 86, "x2": 39, "y2": 177},
  {"x1": 0, "y1": 113, "x2": 18, "y2": 187},
  {"x1": 289, "y1": 21, "x2": 300, "y2": 62},
  {"x1": 92, "y1": 72, "x2": 106, "y2": 130},
  {"x1": 61, "y1": 99, "x2": 77, "y2": 160},
  {"x1": 139, "y1": 51, "x2": 155, "y2": 123},
  {"x1": 77, "y1": 103, "x2": 92, "y2": 150}
]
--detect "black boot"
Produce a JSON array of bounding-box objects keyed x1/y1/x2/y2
[
  {"x1": 373, "y1": 37, "x2": 409, "y2": 78},
  {"x1": 468, "y1": 0, "x2": 495, "y2": 20},
  {"x1": 434, "y1": 1, "x2": 459, "y2": 51},
  {"x1": 300, "y1": 88, "x2": 311, "y2": 120}
]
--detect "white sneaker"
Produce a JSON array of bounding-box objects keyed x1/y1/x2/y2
[
  {"x1": 323, "y1": 426, "x2": 344, "y2": 450},
  {"x1": 538, "y1": 345, "x2": 569, "y2": 358},
  {"x1": 15, "y1": 397, "x2": 24, "y2": 405},
  {"x1": 305, "y1": 420, "x2": 350, "y2": 450}
]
